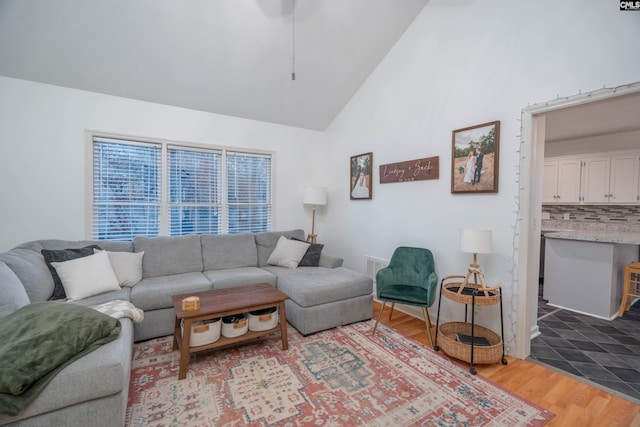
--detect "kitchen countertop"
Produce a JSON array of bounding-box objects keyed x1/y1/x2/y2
[
  {"x1": 542, "y1": 220, "x2": 640, "y2": 245},
  {"x1": 544, "y1": 229, "x2": 640, "y2": 245}
]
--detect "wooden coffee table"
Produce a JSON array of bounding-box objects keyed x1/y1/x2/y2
[{"x1": 171, "y1": 282, "x2": 290, "y2": 380}]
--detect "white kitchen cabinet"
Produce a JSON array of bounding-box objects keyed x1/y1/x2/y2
[
  {"x1": 609, "y1": 153, "x2": 639, "y2": 204},
  {"x1": 542, "y1": 158, "x2": 581, "y2": 204},
  {"x1": 582, "y1": 153, "x2": 639, "y2": 204},
  {"x1": 544, "y1": 151, "x2": 640, "y2": 205},
  {"x1": 581, "y1": 156, "x2": 610, "y2": 203}
]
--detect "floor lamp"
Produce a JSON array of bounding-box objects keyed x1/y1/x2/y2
[
  {"x1": 460, "y1": 229, "x2": 493, "y2": 294},
  {"x1": 303, "y1": 186, "x2": 327, "y2": 243}
]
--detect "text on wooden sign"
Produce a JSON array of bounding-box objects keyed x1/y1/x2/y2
[{"x1": 379, "y1": 156, "x2": 440, "y2": 183}]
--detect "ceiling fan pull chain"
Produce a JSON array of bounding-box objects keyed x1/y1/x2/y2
[{"x1": 291, "y1": 0, "x2": 296, "y2": 81}]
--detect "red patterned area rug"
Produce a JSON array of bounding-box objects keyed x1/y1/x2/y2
[{"x1": 126, "y1": 321, "x2": 554, "y2": 426}]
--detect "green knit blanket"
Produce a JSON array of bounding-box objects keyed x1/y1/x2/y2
[{"x1": 0, "y1": 302, "x2": 121, "y2": 416}]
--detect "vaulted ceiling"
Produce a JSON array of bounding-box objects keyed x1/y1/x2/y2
[
  {"x1": 1, "y1": 0, "x2": 638, "y2": 139},
  {"x1": 0, "y1": 0, "x2": 429, "y2": 130}
]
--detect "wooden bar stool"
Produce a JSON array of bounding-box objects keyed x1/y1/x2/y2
[{"x1": 618, "y1": 262, "x2": 640, "y2": 317}]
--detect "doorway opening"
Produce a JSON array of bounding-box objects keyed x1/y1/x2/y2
[{"x1": 515, "y1": 81, "x2": 640, "y2": 360}]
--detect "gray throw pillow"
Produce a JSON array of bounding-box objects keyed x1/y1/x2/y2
[
  {"x1": 41, "y1": 245, "x2": 101, "y2": 300},
  {"x1": 293, "y1": 238, "x2": 324, "y2": 267}
]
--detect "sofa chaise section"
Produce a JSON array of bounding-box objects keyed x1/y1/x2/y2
[
  {"x1": 264, "y1": 266, "x2": 373, "y2": 335},
  {"x1": 255, "y1": 230, "x2": 373, "y2": 335}
]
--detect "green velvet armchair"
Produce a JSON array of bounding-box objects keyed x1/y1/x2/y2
[{"x1": 372, "y1": 246, "x2": 438, "y2": 346}]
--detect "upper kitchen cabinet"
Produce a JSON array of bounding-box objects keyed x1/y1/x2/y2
[
  {"x1": 544, "y1": 151, "x2": 640, "y2": 205},
  {"x1": 582, "y1": 156, "x2": 611, "y2": 203},
  {"x1": 542, "y1": 158, "x2": 581, "y2": 204},
  {"x1": 582, "y1": 152, "x2": 639, "y2": 204}
]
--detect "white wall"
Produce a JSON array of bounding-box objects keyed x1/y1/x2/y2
[
  {"x1": 323, "y1": 0, "x2": 640, "y2": 355},
  {"x1": 0, "y1": 76, "x2": 326, "y2": 251}
]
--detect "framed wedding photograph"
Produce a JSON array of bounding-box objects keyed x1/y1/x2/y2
[
  {"x1": 350, "y1": 152, "x2": 373, "y2": 200},
  {"x1": 451, "y1": 121, "x2": 500, "y2": 194}
]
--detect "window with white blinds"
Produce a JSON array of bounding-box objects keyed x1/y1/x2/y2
[
  {"x1": 90, "y1": 135, "x2": 272, "y2": 240},
  {"x1": 92, "y1": 138, "x2": 161, "y2": 240},
  {"x1": 168, "y1": 146, "x2": 222, "y2": 235},
  {"x1": 227, "y1": 152, "x2": 272, "y2": 234}
]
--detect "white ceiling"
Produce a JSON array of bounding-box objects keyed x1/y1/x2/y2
[
  {"x1": 0, "y1": 0, "x2": 429, "y2": 130},
  {"x1": 1, "y1": 0, "x2": 638, "y2": 138},
  {"x1": 544, "y1": 92, "x2": 640, "y2": 143}
]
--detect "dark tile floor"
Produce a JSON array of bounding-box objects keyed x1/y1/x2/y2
[{"x1": 529, "y1": 290, "x2": 640, "y2": 403}]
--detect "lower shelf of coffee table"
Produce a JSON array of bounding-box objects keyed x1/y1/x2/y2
[{"x1": 177, "y1": 325, "x2": 282, "y2": 353}]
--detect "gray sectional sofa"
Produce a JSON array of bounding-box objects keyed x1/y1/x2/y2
[{"x1": 0, "y1": 229, "x2": 373, "y2": 427}]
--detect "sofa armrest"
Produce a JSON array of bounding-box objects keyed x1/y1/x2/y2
[{"x1": 319, "y1": 253, "x2": 343, "y2": 268}]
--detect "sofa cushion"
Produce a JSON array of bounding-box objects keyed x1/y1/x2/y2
[
  {"x1": 0, "y1": 261, "x2": 30, "y2": 320},
  {"x1": 41, "y1": 245, "x2": 102, "y2": 300},
  {"x1": 51, "y1": 252, "x2": 121, "y2": 301},
  {"x1": 201, "y1": 233, "x2": 257, "y2": 270},
  {"x1": 264, "y1": 266, "x2": 373, "y2": 307},
  {"x1": 203, "y1": 267, "x2": 277, "y2": 289},
  {"x1": 133, "y1": 235, "x2": 203, "y2": 278},
  {"x1": 130, "y1": 272, "x2": 211, "y2": 311},
  {"x1": 254, "y1": 229, "x2": 305, "y2": 267},
  {"x1": 69, "y1": 288, "x2": 132, "y2": 308},
  {"x1": 0, "y1": 249, "x2": 55, "y2": 302}
]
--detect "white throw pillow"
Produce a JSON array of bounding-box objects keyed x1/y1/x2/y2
[
  {"x1": 266, "y1": 236, "x2": 310, "y2": 269},
  {"x1": 51, "y1": 251, "x2": 121, "y2": 301},
  {"x1": 95, "y1": 249, "x2": 144, "y2": 287}
]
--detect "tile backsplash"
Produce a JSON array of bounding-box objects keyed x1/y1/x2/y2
[{"x1": 542, "y1": 205, "x2": 640, "y2": 225}]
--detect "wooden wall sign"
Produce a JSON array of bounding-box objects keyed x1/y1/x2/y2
[{"x1": 379, "y1": 156, "x2": 439, "y2": 183}]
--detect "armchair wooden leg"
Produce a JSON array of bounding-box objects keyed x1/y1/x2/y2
[
  {"x1": 372, "y1": 302, "x2": 387, "y2": 336},
  {"x1": 422, "y1": 307, "x2": 434, "y2": 347},
  {"x1": 389, "y1": 303, "x2": 396, "y2": 321}
]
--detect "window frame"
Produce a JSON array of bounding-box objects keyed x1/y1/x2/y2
[{"x1": 85, "y1": 130, "x2": 275, "y2": 239}]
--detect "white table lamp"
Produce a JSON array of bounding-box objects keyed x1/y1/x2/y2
[
  {"x1": 460, "y1": 229, "x2": 492, "y2": 290},
  {"x1": 303, "y1": 186, "x2": 327, "y2": 243}
]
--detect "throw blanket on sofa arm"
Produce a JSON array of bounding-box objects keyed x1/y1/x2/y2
[
  {"x1": 91, "y1": 299, "x2": 144, "y2": 323},
  {"x1": 0, "y1": 302, "x2": 121, "y2": 416}
]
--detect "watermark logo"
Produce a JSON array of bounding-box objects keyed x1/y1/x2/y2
[{"x1": 620, "y1": 1, "x2": 640, "y2": 10}]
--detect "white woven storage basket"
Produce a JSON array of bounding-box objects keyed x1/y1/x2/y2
[
  {"x1": 248, "y1": 307, "x2": 279, "y2": 331},
  {"x1": 181, "y1": 318, "x2": 221, "y2": 347},
  {"x1": 221, "y1": 313, "x2": 248, "y2": 338}
]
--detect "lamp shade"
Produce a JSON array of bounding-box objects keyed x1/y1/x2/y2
[
  {"x1": 303, "y1": 186, "x2": 327, "y2": 206},
  {"x1": 460, "y1": 229, "x2": 492, "y2": 254}
]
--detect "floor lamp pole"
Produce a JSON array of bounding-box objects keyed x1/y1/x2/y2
[{"x1": 307, "y1": 207, "x2": 317, "y2": 243}]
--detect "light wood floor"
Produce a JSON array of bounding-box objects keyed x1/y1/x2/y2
[{"x1": 373, "y1": 301, "x2": 640, "y2": 427}]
